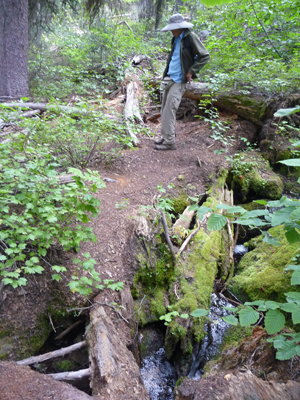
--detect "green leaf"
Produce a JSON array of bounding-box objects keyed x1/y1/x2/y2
[
  {"x1": 272, "y1": 208, "x2": 295, "y2": 226},
  {"x1": 279, "y1": 159, "x2": 300, "y2": 167},
  {"x1": 254, "y1": 200, "x2": 268, "y2": 205},
  {"x1": 238, "y1": 307, "x2": 259, "y2": 326},
  {"x1": 190, "y1": 309, "x2": 209, "y2": 318},
  {"x1": 274, "y1": 106, "x2": 300, "y2": 118},
  {"x1": 275, "y1": 340, "x2": 297, "y2": 360},
  {"x1": 180, "y1": 314, "x2": 189, "y2": 319},
  {"x1": 292, "y1": 309, "x2": 300, "y2": 324},
  {"x1": 222, "y1": 315, "x2": 238, "y2": 325},
  {"x1": 52, "y1": 274, "x2": 62, "y2": 281},
  {"x1": 280, "y1": 303, "x2": 299, "y2": 313},
  {"x1": 207, "y1": 213, "x2": 227, "y2": 231},
  {"x1": 262, "y1": 231, "x2": 280, "y2": 246},
  {"x1": 285, "y1": 292, "x2": 300, "y2": 301},
  {"x1": 291, "y1": 270, "x2": 300, "y2": 285},
  {"x1": 265, "y1": 309, "x2": 285, "y2": 334},
  {"x1": 196, "y1": 206, "x2": 211, "y2": 221},
  {"x1": 284, "y1": 225, "x2": 300, "y2": 244},
  {"x1": 284, "y1": 265, "x2": 300, "y2": 271}
]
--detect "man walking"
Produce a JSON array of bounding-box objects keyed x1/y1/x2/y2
[{"x1": 155, "y1": 14, "x2": 210, "y2": 151}]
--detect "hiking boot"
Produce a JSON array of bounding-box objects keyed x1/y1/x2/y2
[
  {"x1": 154, "y1": 132, "x2": 176, "y2": 145},
  {"x1": 154, "y1": 138, "x2": 164, "y2": 145},
  {"x1": 155, "y1": 143, "x2": 176, "y2": 151}
]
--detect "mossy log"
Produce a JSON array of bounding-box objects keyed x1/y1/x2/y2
[
  {"x1": 228, "y1": 225, "x2": 300, "y2": 303},
  {"x1": 165, "y1": 170, "x2": 235, "y2": 376},
  {"x1": 149, "y1": 79, "x2": 271, "y2": 126}
]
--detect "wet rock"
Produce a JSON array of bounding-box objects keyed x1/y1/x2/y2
[{"x1": 174, "y1": 370, "x2": 300, "y2": 400}]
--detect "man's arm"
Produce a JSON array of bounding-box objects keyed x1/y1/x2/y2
[{"x1": 188, "y1": 32, "x2": 210, "y2": 78}]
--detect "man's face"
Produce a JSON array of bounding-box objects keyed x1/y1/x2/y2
[{"x1": 171, "y1": 29, "x2": 184, "y2": 37}]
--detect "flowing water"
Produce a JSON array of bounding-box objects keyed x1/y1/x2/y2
[
  {"x1": 141, "y1": 245, "x2": 249, "y2": 399},
  {"x1": 140, "y1": 347, "x2": 176, "y2": 400},
  {"x1": 188, "y1": 293, "x2": 234, "y2": 379}
]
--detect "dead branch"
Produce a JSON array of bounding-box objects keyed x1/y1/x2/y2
[
  {"x1": 117, "y1": 20, "x2": 133, "y2": 32},
  {"x1": 48, "y1": 368, "x2": 91, "y2": 381},
  {"x1": 160, "y1": 210, "x2": 176, "y2": 260},
  {"x1": 54, "y1": 320, "x2": 83, "y2": 341},
  {"x1": 17, "y1": 340, "x2": 87, "y2": 365}
]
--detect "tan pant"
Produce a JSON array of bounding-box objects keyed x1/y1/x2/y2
[{"x1": 160, "y1": 78, "x2": 187, "y2": 144}]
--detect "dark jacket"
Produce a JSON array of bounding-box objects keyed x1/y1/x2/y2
[{"x1": 163, "y1": 29, "x2": 210, "y2": 84}]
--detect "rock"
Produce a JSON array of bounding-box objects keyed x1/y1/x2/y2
[
  {"x1": 174, "y1": 370, "x2": 300, "y2": 400},
  {"x1": 0, "y1": 361, "x2": 92, "y2": 400},
  {"x1": 228, "y1": 225, "x2": 300, "y2": 303}
]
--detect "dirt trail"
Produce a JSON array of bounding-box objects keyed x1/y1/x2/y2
[{"x1": 80, "y1": 117, "x2": 222, "y2": 286}]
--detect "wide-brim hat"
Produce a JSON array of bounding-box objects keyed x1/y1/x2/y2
[{"x1": 161, "y1": 13, "x2": 193, "y2": 31}]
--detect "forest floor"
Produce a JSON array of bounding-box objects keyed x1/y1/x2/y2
[{"x1": 0, "y1": 99, "x2": 260, "y2": 399}]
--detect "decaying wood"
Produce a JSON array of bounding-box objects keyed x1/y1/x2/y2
[
  {"x1": 48, "y1": 368, "x2": 91, "y2": 381},
  {"x1": 17, "y1": 340, "x2": 86, "y2": 365},
  {"x1": 54, "y1": 320, "x2": 83, "y2": 341},
  {"x1": 0, "y1": 102, "x2": 93, "y2": 118},
  {"x1": 88, "y1": 305, "x2": 150, "y2": 398},
  {"x1": 173, "y1": 206, "x2": 196, "y2": 237},
  {"x1": 124, "y1": 79, "x2": 144, "y2": 146}
]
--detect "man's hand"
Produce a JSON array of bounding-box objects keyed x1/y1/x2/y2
[{"x1": 186, "y1": 72, "x2": 193, "y2": 83}]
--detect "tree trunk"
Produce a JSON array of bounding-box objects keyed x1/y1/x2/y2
[{"x1": 0, "y1": 0, "x2": 30, "y2": 99}]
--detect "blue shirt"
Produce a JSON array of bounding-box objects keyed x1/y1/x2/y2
[{"x1": 167, "y1": 31, "x2": 184, "y2": 83}]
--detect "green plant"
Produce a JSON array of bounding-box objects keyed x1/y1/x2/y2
[{"x1": 0, "y1": 129, "x2": 106, "y2": 291}]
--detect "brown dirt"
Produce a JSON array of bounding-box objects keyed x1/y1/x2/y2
[{"x1": 0, "y1": 108, "x2": 258, "y2": 398}]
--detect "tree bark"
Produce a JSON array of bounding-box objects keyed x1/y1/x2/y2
[{"x1": 0, "y1": 0, "x2": 30, "y2": 98}]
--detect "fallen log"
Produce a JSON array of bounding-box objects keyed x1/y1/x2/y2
[
  {"x1": 17, "y1": 340, "x2": 86, "y2": 365},
  {"x1": 88, "y1": 305, "x2": 149, "y2": 398},
  {"x1": 48, "y1": 368, "x2": 91, "y2": 381},
  {"x1": 150, "y1": 79, "x2": 272, "y2": 126}
]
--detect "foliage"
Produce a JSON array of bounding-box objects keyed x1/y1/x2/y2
[
  {"x1": 0, "y1": 103, "x2": 127, "y2": 295},
  {"x1": 179, "y1": 0, "x2": 300, "y2": 95}
]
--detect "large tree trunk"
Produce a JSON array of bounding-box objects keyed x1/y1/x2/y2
[{"x1": 0, "y1": 0, "x2": 30, "y2": 99}]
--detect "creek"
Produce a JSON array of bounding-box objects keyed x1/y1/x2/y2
[{"x1": 141, "y1": 244, "x2": 249, "y2": 399}]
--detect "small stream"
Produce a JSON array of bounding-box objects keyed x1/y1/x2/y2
[
  {"x1": 140, "y1": 347, "x2": 176, "y2": 400},
  {"x1": 141, "y1": 245, "x2": 248, "y2": 399}
]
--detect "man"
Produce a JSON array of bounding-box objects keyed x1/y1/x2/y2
[{"x1": 155, "y1": 14, "x2": 210, "y2": 151}]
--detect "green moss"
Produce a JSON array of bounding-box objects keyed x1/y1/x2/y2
[
  {"x1": 228, "y1": 225, "x2": 300, "y2": 303},
  {"x1": 221, "y1": 325, "x2": 253, "y2": 351},
  {"x1": 150, "y1": 288, "x2": 167, "y2": 319},
  {"x1": 230, "y1": 152, "x2": 283, "y2": 202},
  {"x1": 54, "y1": 360, "x2": 76, "y2": 372},
  {"x1": 171, "y1": 193, "x2": 190, "y2": 215}
]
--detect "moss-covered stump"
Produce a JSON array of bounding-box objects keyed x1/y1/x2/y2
[
  {"x1": 229, "y1": 152, "x2": 284, "y2": 202},
  {"x1": 165, "y1": 228, "x2": 222, "y2": 376},
  {"x1": 228, "y1": 225, "x2": 300, "y2": 303}
]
